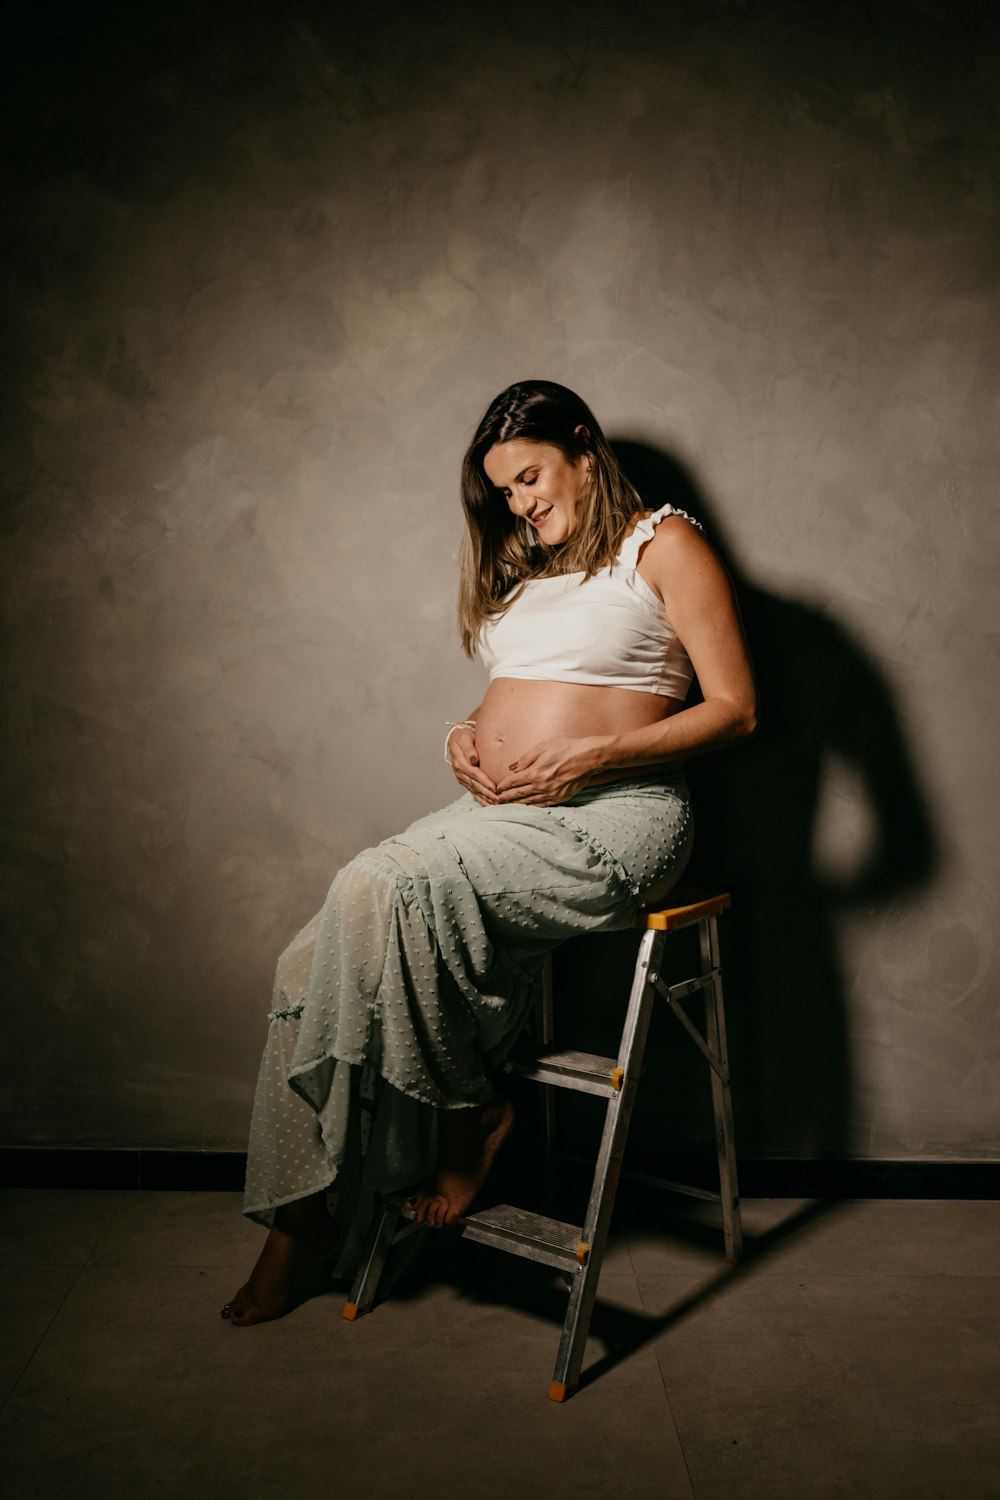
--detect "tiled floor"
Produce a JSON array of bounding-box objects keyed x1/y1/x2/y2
[{"x1": 1, "y1": 1190, "x2": 998, "y2": 1499}]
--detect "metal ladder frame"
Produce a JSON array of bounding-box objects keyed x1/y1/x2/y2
[{"x1": 343, "y1": 891, "x2": 741, "y2": 1402}]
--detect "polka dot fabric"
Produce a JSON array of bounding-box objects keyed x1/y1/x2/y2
[{"x1": 243, "y1": 773, "x2": 693, "y2": 1276}]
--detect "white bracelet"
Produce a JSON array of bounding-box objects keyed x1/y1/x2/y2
[{"x1": 444, "y1": 720, "x2": 476, "y2": 764}]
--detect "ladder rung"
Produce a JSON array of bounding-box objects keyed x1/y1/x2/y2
[
  {"x1": 504, "y1": 1047, "x2": 622, "y2": 1095},
  {"x1": 462, "y1": 1204, "x2": 589, "y2": 1271},
  {"x1": 551, "y1": 1153, "x2": 724, "y2": 1204},
  {"x1": 380, "y1": 1193, "x2": 589, "y2": 1273},
  {"x1": 662, "y1": 970, "x2": 718, "y2": 1003}
]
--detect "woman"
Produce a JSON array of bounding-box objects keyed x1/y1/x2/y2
[{"x1": 222, "y1": 380, "x2": 756, "y2": 1326}]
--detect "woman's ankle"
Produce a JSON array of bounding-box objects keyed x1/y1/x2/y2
[{"x1": 273, "y1": 1194, "x2": 336, "y2": 1257}]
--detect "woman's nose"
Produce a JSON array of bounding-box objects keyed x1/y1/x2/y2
[{"x1": 510, "y1": 487, "x2": 533, "y2": 516}]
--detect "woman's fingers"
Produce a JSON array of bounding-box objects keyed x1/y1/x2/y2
[
  {"x1": 498, "y1": 787, "x2": 546, "y2": 804},
  {"x1": 450, "y1": 745, "x2": 494, "y2": 780},
  {"x1": 458, "y1": 771, "x2": 499, "y2": 804},
  {"x1": 453, "y1": 756, "x2": 497, "y2": 800},
  {"x1": 496, "y1": 752, "x2": 545, "y2": 794},
  {"x1": 506, "y1": 745, "x2": 540, "y2": 773},
  {"x1": 496, "y1": 770, "x2": 536, "y2": 795},
  {"x1": 449, "y1": 729, "x2": 480, "y2": 766}
]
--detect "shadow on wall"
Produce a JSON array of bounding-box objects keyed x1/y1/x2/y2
[{"x1": 547, "y1": 442, "x2": 940, "y2": 1172}]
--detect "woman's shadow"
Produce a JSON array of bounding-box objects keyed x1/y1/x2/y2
[{"x1": 604, "y1": 439, "x2": 940, "y2": 1176}]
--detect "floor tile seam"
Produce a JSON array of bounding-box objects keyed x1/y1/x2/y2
[
  {"x1": 635, "y1": 1273, "x2": 699, "y2": 1500},
  {"x1": 81, "y1": 1190, "x2": 131, "y2": 1266},
  {"x1": 618, "y1": 1229, "x2": 639, "y2": 1279},
  {"x1": 0, "y1": 1257, "x2": 91, "y2": 1269},
  {"x1": 0, "y1": 1189, "x2": 129, "y2": 1267},
  {"x1": 631, "y1": 1269, "x2": 1000, "y2": 1282},
  {"x1": 84, "y1": 1256, "x2": 269, "y2": 1269},
  {"x1": 0, "y1": 1260, "x2": 89, "y2": 1419}
]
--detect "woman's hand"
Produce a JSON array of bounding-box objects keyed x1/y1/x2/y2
[
  {"x1": 495, "y1": 736, "x2": 606, "y2": 806},
  {"x1": 448, "y1": 727, "x2": 499, "y2": 806}
]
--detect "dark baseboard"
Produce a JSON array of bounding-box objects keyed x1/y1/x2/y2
[
  {"x1": 1, "y1": 1148, "x2": 998, "y2": 1198},
  {"x1": 0, "y1": 1148, "x2": 248, "y2": 1192},
  {"x1": 735, "y1": 1158, "x2": 1000, "y2": 1200}
]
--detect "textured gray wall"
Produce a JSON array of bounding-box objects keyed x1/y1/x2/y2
[{"x1": 2, "y1": 1, "x2": 997, "y2": 1159}]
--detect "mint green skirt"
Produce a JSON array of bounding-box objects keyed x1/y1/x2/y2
[{"x1": 243, "y1": 774, "x2": 693, "y2": 1275}]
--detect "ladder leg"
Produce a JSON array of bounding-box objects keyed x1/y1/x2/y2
[
  {"x1": 700, "y1": 916, "x2": 743, "y2": 1263},
  {"x1": 548, "y1": 930, "x2": 664, "y2": 1399},
  {"x1": 342, "y1": 1199, "x2": 401, "y2": 1320}
]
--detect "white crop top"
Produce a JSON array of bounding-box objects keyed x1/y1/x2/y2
[{"x1": 478, "y1": 504, "x2": 700, "y2": 699}]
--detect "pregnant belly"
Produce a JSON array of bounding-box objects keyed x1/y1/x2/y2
[{"x1": 473, "y1": 678, "x2": 682, "y2": 786}]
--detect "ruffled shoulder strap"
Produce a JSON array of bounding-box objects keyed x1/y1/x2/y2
[{"x1": 615, "y1": 503, "x2": 704, "y2": 569}]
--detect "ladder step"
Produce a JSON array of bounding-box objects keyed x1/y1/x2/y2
[
  {"x1": 462, "y1": 1204, "x2": 589, "y2": 1272},
  {"x1": 381, "y1": 1193, "x2": 588, "y2": 1274},
  {"x1": 503, "y1": 1047, "x2": 622, "y2": 1096}
]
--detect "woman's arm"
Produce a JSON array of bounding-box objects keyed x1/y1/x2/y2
[
  {"x1": 496, "y1": 521, "x2": 757, "y2": 804},
  {"x1": 446, "y1": 704, "x2": 500, "y2": 805}
]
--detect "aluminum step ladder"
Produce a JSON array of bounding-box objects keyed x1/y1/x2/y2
[{"x1": 342, "y1": 889, "x2": 741, "y2": 1402}]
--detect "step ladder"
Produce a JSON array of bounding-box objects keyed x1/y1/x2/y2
[{"x1": 342, "y1": 889, "x2": 741, "y2": 1402}]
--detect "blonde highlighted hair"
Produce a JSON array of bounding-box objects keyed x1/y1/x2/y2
[{"x1": 458, "y1": 380, "x2": 645, "y2": 657}]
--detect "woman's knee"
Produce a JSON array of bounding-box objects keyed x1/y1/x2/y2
[{"x1": 332, "y1": 846, "x2": 418, "y2": 909}]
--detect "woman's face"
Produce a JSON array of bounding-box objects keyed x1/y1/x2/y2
[{"x1": 482, "y1": 437, "x2": 590, "y2": 544}]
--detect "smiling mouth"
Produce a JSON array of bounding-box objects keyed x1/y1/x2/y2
[{"x1": 532, "y1": 507, "x2": 554, "y2": 527}]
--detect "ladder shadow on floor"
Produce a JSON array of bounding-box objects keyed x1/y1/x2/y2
[{"x1": 378, "y1": 1194, "x2": 842, "y2": 1393}]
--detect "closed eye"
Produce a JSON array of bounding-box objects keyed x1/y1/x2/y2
[{"x1": 496, "y1": 468, "x2": 540, "y2": 501}]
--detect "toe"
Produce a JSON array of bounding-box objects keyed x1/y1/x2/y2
[{"x1": 221, "y1": 1285, "x2": 253, "y2": 1323}]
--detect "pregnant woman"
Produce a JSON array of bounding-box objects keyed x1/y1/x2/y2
[{"x1": 222, "y1": 379, "x2": 757, "y2": 1326}]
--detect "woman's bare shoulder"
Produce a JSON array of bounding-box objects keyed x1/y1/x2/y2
[{"x1": 643, "y1": 511, "x2": 715, "y2": 564}]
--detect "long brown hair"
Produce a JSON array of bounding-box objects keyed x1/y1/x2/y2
[{"x1": 458, "y1": 380, "x2": 645, "y2": 656}]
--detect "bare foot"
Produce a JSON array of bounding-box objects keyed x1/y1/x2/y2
[
  {"x1": 220, "y1": 1274, "x2": 285, "y2": 1327},
  {"x1": 221, "y1": 1194, "x2": 337, "y2": 1327},
  {"x1": 408, "y1": 1098, "x2": 515, "y2": 1229}
]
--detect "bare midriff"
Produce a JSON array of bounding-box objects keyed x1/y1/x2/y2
[{"x1": 473, "y1": 678, "x2": 686, "y2": 787}]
